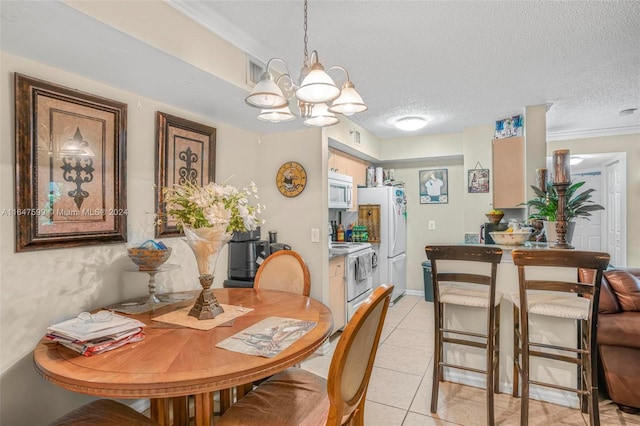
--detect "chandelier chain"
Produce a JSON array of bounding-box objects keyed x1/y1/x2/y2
[{"x1": 303, "y1": 0, "x2": 308, "y2": 65}]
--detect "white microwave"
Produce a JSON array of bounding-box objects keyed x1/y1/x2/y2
[{"x1": 329, "y1": 171, "x2": 353, "y2": 209}]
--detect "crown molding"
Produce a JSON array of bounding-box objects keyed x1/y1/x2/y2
[{"x1": 546, "y1": 125, "x2": 640, "y2": 141}]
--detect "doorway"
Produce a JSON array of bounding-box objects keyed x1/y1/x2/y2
[{"x1": 564, "y1": 153, "x2": 627, "y2": 266}]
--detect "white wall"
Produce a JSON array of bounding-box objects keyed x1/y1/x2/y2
[{"x1": 0, "y1": 52, "x2": 262, "y2": 425}]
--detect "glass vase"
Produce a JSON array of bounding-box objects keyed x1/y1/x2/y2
[{"x1": 183, "y1": 226, "x2": 232, "y2": 320}]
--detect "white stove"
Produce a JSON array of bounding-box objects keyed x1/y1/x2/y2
[
  {"x1": 329, "y1": 242, "x2": 376, "y2": 323},
  {"x1": 329, "y1": 242, "x2": 372, "y2": 255}
]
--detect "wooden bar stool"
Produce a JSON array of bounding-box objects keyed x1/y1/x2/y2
[
  {"x1": 511, "y1": 249, "x2": 610, "y2": 426},
  {"x1": 425, "y1": 245, "x2": 503, "y2": 426}
]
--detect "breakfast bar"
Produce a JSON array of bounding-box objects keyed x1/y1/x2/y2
[{"x1": 435, "y1": 243, "x2": 583, "y2": 407}]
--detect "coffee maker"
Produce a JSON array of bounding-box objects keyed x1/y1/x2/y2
[
  {"x1": 480, "y1": 222, "x2": 508, "y2": 244},
  {"x1": 223, "y1": 228, "x2": 291, "y2": 288}
]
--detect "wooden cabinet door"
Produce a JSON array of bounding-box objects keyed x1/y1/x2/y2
[
  {"x1": 329, "y1": 150, "x2": 348, "y2": 174},
  {"x1": 492, "y1": 137, "x2": 525, "y2": 208},
  {"x1": 346, "y1": 159, "x2": 368, "y2": 212},
  {"x1": 329, "y1": 256, "x2": 346, "y2": 333}
]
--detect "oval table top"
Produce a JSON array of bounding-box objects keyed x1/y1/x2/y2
[{"x1": 33, "y1": 288, "x2": 333, "y2": 399}]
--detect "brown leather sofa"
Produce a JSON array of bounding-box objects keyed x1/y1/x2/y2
[{"x1": 592, "y1": 267, "x2": 640, "y2": 413}]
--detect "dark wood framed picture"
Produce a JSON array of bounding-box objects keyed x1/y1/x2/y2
[
  {"x1": 419, "y1": 168, "x2": 448, "y2": 204},
  {"x1": 468, "y1": 168, "x2": 490, "y2": 193},
  {"x1": 155, "y1": 112, "x2": 216, "y2": 237},
  {"x1": 14, "y1": 74, "x2": 127, "y2": 252}
]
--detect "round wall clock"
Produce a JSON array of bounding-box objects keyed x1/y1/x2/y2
[{"x1": 276, "y1": 161, "x2": 307, "y2": 198}]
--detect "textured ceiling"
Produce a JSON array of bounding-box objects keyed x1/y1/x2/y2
[
  {"x1": 1, "y1": 1, "x2": 639, "y2": 141},
  {"x1": 173, "y1": 0, "x2": 640, "y2": 139}
]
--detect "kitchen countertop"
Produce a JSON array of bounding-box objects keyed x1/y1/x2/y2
[{"x1": 328, "y1": 242, "x2": 373, "y2": 258}]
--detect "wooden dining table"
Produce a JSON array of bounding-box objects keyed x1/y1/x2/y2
[{"x1": 33, "y1": 288, "x2": 333, "y2": 426}]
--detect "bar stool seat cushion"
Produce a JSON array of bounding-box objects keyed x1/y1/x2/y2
[
  {"x1": 440, "y1": 284, "x2": 502, "y2": 308},
  {"x1": 218, "y1": 367, "x2": 329, "y2": 426},
  {"x1": 510, "y1": 292, "x2": 589, "y2": 320}
]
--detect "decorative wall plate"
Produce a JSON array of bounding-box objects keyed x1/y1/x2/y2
[{"x1": 276, "y1": 161, "x2": 307, "y2": 198}]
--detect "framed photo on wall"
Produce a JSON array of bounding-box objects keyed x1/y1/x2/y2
[
  {"x1": 468, "y1": 168, "x2": 490, "y2": 193},
  {"x1": 419, "y1": 169, "x2": 448, "y2": 204},
  {"x1": 14, "y1": 74, "x2": 127, "y2": 252},
  {"x1": 155, "y1": 112, "x2": 216, "y2": 237}
]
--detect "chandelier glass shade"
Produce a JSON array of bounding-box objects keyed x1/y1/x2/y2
[
  {"x1": 258, "y1": 105, "x2": 295, "y2": 123},
  {"x1": 303, "y1": 103, "x2": 339, "y2": 127},
  {"x1": 244, "y1": 0, "x2": 366, "y2": 127}
]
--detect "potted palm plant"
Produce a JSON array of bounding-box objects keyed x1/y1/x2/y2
[{"x1": 522, "y1": 181, "x2": 604, "y2": 243}]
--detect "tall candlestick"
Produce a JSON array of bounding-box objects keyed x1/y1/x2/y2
[
  {"x1": 553, "y1": 150, "x2": 571, "y2": 184},
  {"x1": 536, "y1": 168, "x2": 548, "y2": 192}
]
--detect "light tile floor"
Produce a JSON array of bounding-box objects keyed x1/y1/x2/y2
[{"x1": 299, "y1": 295, "x2": 640, "y2": 426}]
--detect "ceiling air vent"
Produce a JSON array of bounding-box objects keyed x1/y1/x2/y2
[
  {"x1": 350, "y1": 130, "x2": 361, "y2": 145},
  {"x1": 246, "y1": 55, "x2": 265, "y2": 87}
]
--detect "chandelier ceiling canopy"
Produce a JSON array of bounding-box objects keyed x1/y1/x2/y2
[{"x1": 244, "y1": 0, "x2": 367, "y2": 127}]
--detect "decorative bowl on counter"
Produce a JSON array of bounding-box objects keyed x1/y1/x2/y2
[
  {"x1": 489, "y1": 231, "x2": 530, "y2": 246},
  {"x1": 485, "y1": 213, "x2": 504, "y2": 224},
  {"x1": 128, "y1": 247, "x2": 172, "y2": 271}
]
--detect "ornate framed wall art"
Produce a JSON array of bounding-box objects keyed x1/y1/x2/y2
[
  {"x1": 155, "y1": 112, "x2": 216, "y2": 237},
  {"x1": 14, "y1": 74, "x2": 127, "y2": 252},
  {"x1": 419, "y1": 169, "x2": 448, "y2": 204}
]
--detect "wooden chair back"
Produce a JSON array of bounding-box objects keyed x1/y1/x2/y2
[
  {"x1": 326, "y1": 283, "x2": 394, "y2": 426},
  {"x1": 425, "y1": 245, "x2": 503, "y2": 306},
  {"x1": 512, "y1": 249, "x2": 610, "y2": 299},
  {"x1": 253, "y1": 250, "x2": 311, "y2": 296}
]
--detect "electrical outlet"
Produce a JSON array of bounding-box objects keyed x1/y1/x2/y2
[
  {"x1": 428, "y1": 220, "x2": 436, "y2": 230},
  {"x1": 311, "y1": 228, "x2": 320, "y2": 242}
]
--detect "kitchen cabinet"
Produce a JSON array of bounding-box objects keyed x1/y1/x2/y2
[
  {"x1": 328, "y1": 149, "x2": 348, "y2": 174},
  {"x1": 346, "y1": 157, "x2": 368, "y2": 212},
  {"x1": 328, "y1": 255, "x2": 346, "y2": 334},
  {"x1": 492, "y1": 136, "x2": 525, "y2": 209}
]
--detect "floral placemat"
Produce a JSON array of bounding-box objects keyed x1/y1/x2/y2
[
  {"x1": 215, "y1": 317, "x2": 317, "y2": 358},
  {"x1": 151, "y1": 304, "x2": 253, "y2": 331}
]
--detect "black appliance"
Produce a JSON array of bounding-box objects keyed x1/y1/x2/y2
[
  {"x1": 223, "y1": 228, "x2": 291, "y2": 288},
  {"x1": 480, "y1": 222, "x2": 508, "y2": 244}
]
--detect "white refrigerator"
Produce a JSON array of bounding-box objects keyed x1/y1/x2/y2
[{"x1": 358, "y1": 186, "x2": 407, "y2": 303}]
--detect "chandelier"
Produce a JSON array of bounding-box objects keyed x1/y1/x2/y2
[{"x1": 245, "y1": 0, "x2": 367, "y2": 127}]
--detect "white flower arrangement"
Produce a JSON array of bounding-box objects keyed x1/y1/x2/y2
[{"x1": 163, "y1": 180, "x2": 265, "y2": 240}]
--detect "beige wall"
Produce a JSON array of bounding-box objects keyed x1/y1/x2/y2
[
  {"x1": 462, "y1": 125, "x2": 495, "y2": 232},
  {"x1": 66, "y1": 0, "x2": 249, "y2": 90},
  {"x1": 0, "y1": 52, "x2": 263, "y2": 425},
  {"x1": 255, "y1": 128, "x2": 327, "y2": 303},
  {"x1": 548, "y1": 133, "x2": 640, "y2": 265}
]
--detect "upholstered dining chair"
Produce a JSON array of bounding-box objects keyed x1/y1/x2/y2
[
  {"x1": 49, "y1": 399, "x2": 157, "y2": 425},
  {"x1": 253, "y1": 250, "x2": 311, "y2": 296},
  {"x1": 425, "y1": 244, "x2": 503, "y2": 426},
  {"x1": 217, "y1": 283, "x2": 394, "y2": 426},
  {"x1": 511, "y1": 249, "x2": 610, "y2": 426}
]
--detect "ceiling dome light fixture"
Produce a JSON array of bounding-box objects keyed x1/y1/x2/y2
[
  {"x1": 244, "y1": 0, "x2": 366, "y2": 127},
  {"x1": 394, "y1": 116, "x2": 428, "y2": 131},
  {"x1": 570, "y1": 156, "x2": 584, "y2": 166}
]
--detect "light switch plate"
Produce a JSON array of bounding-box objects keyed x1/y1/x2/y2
[
  {"x1": 311, "y1": 228, "x2": 320, "y2": 242},
  {"x1": 428, "y1": 220, "x2": 436, "y2": 230}
]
